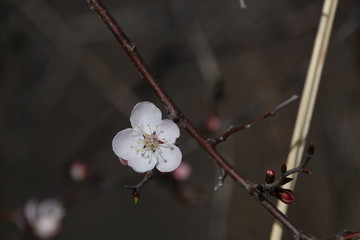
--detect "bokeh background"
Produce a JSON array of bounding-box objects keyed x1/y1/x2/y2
[{"x1": 1, "y1": 0, "x2": 360, "y2": 239}]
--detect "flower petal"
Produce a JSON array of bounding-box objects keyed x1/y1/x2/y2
[
  {"x1": 38, "y1": 199, "x2": 65, "y2": 219},
  {"x1": 156, "y1": 119, "x2": 180, "y2": 144},
  {"x1": 127, "y1": 154, "x2": 157, "y2": 173},
  {"x1": 130, "y1": 101, "x2": 162, "y2": 134},
  {"x1": 24, "y1": 199, "x2": 38, "y2": 224},
  {"x1": 112, "y1": 128, "x2": 142, "y2": 161},
  {"x1": 118, "y1": 158, "x2": 129, "y2": 166},
  {"x1": 156, "y1": 145, "x2": 182, "y2": 172}
]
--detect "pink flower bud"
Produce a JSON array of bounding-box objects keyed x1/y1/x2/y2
[
  {"x1": 204, "y1": 115, "x2": 221, "y2": 132},
  {"x1": 265, "y1": 169, "x2": 276, "y2": 183},
  {"x1": 266, "y1": 169, "x2": 276, "y2": 176},
  {"x1": 278, "y1": 189, "x2": 295, "y2": 204},
  {"x1": 171, "y1": 162, "x2": 192, "y2": 181},
  {"x1": 69, "y1": 161, "x2": 91, "y2": 182}
]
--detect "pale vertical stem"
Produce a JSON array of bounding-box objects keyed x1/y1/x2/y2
[{"x1": 269, "y1": 0, "x2": 339, "y2": 240}]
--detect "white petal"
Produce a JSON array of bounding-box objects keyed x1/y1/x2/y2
[
  {"x1": 128, "y1": 154, "x2": 157, "y2": 173},
  {"x1": 24, "y1": 199, "x2": 38, "y2": 224},
  {"x1": 156, "y1": 119, "x2": 180, "y2": 144},
  {"x1": 34, "y1": 216, "x2": 61, "y2": 239},
  {"x1": 38, "y1": 199, "x2": 65, "y2": 219},
  {"x1": 156, "y1": 145, "x2": 182, "y2": 172},
  {"x1": 118, "y1": 158, "x2": 129, "y2": 166},
  {"x1": 112, "y1": 129, "x2": 142, "y2": 161},
  {"x1": 130, "y1": 102, "x2": 162, "y2": 134}
]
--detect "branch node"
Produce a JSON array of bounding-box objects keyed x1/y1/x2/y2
[
  {"x1": 125, "y1": 171, "x2": 153, "y2": 203},
  {"x1": 207, "y1": 138, "x2": 216, "y2": 145},
  {"x1": 214, "y1": 168, "x2": 227, "y2": 191},
  {"x1": 128, "y1": 42, "x2": 136, "y2": 52}
]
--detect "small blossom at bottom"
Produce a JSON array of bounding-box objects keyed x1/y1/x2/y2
[
  {"x1": 112, "y1": 101, "x2": 182, "y2": 173},
  {"x1": 24, "y1": 198, "x2": 65, "y2": 239}
]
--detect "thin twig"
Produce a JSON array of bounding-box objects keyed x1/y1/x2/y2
[
  {"x1": 260, "y1": 143, "x2": 314, "y2": 193},
  {"x1": 125, "y1": 171, "x2": 153, "y2": 204},
  {"x1": 87, "y1": 1, "x2": 315, "y2": 239},
  {"x1": 213, "y1": 95, "x2": 298, "y2": 145}
]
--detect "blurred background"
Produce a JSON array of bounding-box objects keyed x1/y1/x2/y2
[{"x1": 1, "y1": 0, "x2": 360, "y2": 239}]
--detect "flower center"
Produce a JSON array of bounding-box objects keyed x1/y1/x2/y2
[{"x1": 143, "y1": 133, "x2": 159, "y2": 152}]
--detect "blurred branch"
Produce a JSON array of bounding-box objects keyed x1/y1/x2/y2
[
  {"x1": 87, "y1": 0, "x2": 315, "y2": 239},
  {"x1": 239, "y1": 0, "x2": 247, "y2": 9},
  {"x1": 12, "y1": 0, "x2": 139, "y2": 116}
]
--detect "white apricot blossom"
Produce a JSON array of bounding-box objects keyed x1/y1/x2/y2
[
  {"x1": 112, "y1": 101, "x2": 182, "y2": 173},
  {"x1": 24, "y1": 198, "x2": 65, "y2": 239}
]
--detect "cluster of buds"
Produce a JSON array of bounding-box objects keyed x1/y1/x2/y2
[
  {"x1": 261, "y1": 169, "x2": 295, "y2": 204},
  {"x1": 258, "y1": 143, "x2": 314, "y2": 204},
  {"x1": 273, "y1": 188, "x2": 295, "y2": 204}
]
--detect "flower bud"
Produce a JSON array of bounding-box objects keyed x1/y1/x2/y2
[
  {"x1": 171, "y1": 162, "x2": 192, "y2": 181},
  {"x1": 277, "y1": 189, "x2": 295, "y2": 204},
  {"x1": 69, "y1": 161, "x2": 91, "y2": 182},
  {"x1": 204, "y1": 115, "x2": 221, "y2": 132},
  {"x1": 307, "y1": 143, "x2": 315, "y2": 156},
  {"x1": 265, "y1": 169, "x2": 276, "y2": 183},
  {"x1": 281, "y1": 163, "x2": 287, "y2": 174}
]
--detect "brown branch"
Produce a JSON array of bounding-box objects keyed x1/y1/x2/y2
[
  {"x1": 125, "y1": 171, "x2": 153, "y2": 204},
  {"x1": 322, "y1": 231, "x2": 360, "y2": 240},
  {"x1": 213, "y1": 94, "x2": 299, "y2": 145},
  {"x1": 87, "y1": 0, "x2": 315, "y2": 239}
]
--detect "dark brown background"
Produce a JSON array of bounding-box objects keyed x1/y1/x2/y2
[{"x1": 1, "y1": 0, "x2": 360, "y2": 239}]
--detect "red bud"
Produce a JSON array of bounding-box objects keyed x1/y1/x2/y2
[
  {"x1": 277, "y1": 189, "x2": 295, "y2": 204},
  {"x1": 265, "y1": 169, "x2": 276, "y2": 183},
  {"x1": 266, "y1": 169, "x2": 276, "y2": 176}
]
